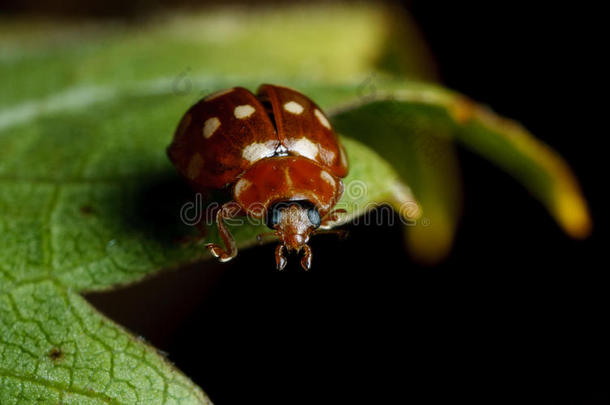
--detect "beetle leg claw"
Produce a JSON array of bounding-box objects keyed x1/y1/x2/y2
[
  {"x1": 275, "y1": 244, "x2": 288, "y2": 271},
  {"x1": 206, "y1": 243, "x2": 235, "y2": 262},
  {"x1": 300, "y1": 244, "x2": 312, "y2": 271},
  {"x1": 207, "y1": 201, "x2": 238, "y2": 263}
]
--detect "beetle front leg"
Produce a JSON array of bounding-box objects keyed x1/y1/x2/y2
[
  {"x1": 275, "y1": 244, "x2": 288, "y2": 271},
  {"x1": 300, "y1": 244, "x2": 312, "y2": 271},
  {"x1": 206, "y1": 201, "x2": 239, "y2": 262}
]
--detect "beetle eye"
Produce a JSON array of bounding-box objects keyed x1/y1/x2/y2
[
  {"x1": 265, "y1": 205, "x2": 282, "y2": 229},
  {"x1": 307, "y1": 207, "x2": 321, "y2": 228}
]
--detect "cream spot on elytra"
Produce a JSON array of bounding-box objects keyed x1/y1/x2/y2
[
  {"x1": 283, "y1": 101, "x2": 304, "y2": 115},
  {"x1": 320, "y1": 170, "x2": 335, "y2": 186},
  {"x1": 187, "y1": 153, "x2": 204, "y2": 180},
  {"x1": 242, "y1": 141, "x2": 276, "y2": 163},
  {"x1": 203, "y1": 117, "x2": 220, "y2": 139},
  {"x1": 234, "y1": 178, "x2": 252, "y2": 198},
  {"x1": 318, "y1": 146, "x2": 336, "y2": 165},
  {"x1": 234, "y1": 104, "x2": 256, "y2": 119},
  {"x1": 314, "y1": 109, "x2": 331, "y2": 129},
  {"x1": 292, "y1": 137, "x2": 318, "y2": 160}
]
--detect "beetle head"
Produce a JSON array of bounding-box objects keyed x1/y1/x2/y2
[{"x1": 265, "y1": 200, "x2": 321, "y2": 270}]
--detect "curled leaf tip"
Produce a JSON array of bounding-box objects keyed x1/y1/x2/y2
[
  {"x1": 451, "y1": 95, "x2": 592, "y2": 241},
  {"x1": 555, "y1": 188, "x2": 592, "y2": 239}
]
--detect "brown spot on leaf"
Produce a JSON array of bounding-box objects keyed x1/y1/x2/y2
[{"x1": 48, "y1": 347, "x2": 64, "y2": 361}]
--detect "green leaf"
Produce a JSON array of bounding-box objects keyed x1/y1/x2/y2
[{"x1": 0, "y1": 281, "x2": 208, "y2": 404}]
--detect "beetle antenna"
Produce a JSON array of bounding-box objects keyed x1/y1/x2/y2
[
  {"x1": 319, "y1": 208, "x2": 347, "y2": 230},
  {"x1": 256, "y1": 231, "x2": 277, "y2": 244}
]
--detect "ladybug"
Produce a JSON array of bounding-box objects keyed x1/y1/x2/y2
[{"x1": 168, "y1": 84, "x2": 349, "y2": 270}]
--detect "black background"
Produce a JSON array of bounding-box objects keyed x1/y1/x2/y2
[{"x1": 30, "y1": 0, "x2": 602, "y2": 403}]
